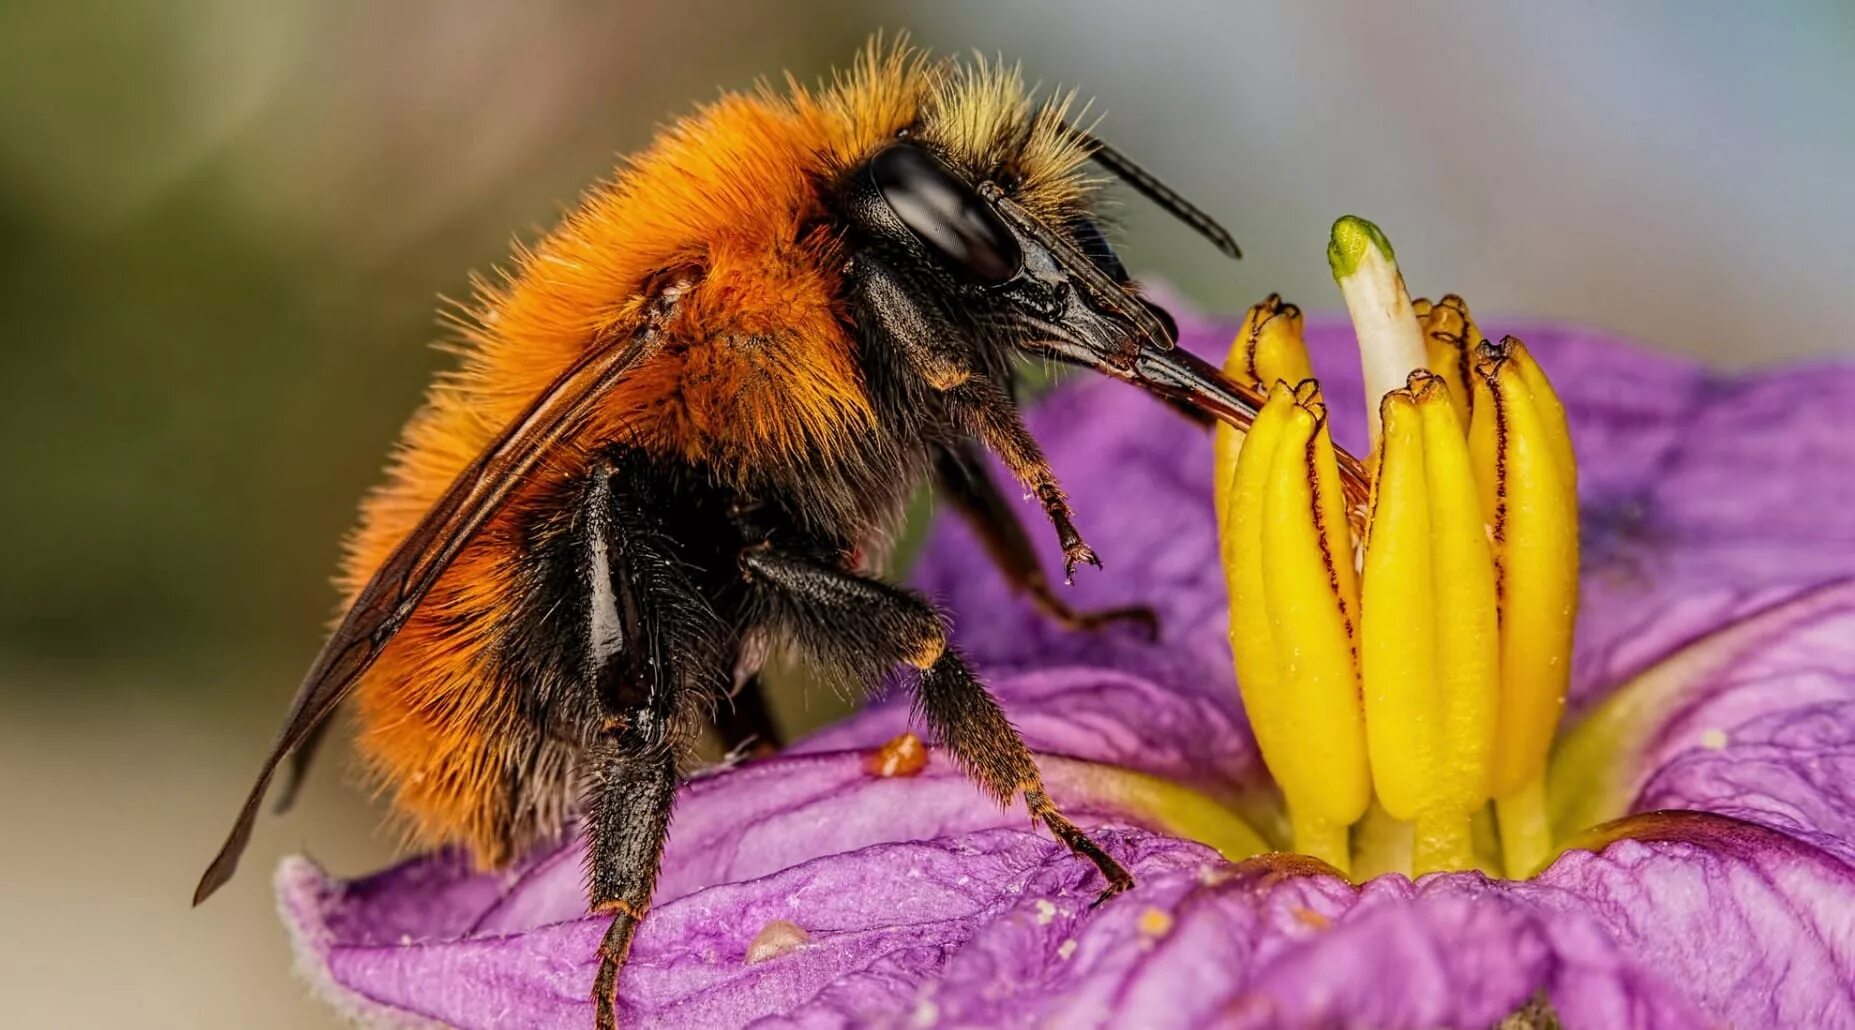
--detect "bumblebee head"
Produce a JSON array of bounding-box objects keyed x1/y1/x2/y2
[{"x1": 825, "y1": 43, "x2": 1262, "y2": 426}]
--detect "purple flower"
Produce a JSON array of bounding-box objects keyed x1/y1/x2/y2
[{"x1": 278, "y1": 298, "x2": 1855, "y2": 1027}]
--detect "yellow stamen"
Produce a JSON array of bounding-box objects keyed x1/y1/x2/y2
[
  {"x1": 1359, "y1": 372, "x2": 1499, "y2": 873},
  {"x1": 1413, "y1": 811, "x2": 1475, "y2": 875},
  {"x1": 1219, "y1": 382, "x2": 1370, "y2": 873},
  {"x1": 1494, "y1": 777, "x2": 1553, "y2": 878},
  {"x1": 1220, "y1": 217, "x2": 1580, "y2": 884},
  {"x1": 1214, "y1": 296, "x2": 1315, "y2": 548},
  {"x1": 1229, "y1": 293, "x2": 1315, "y2": 391},
  {"x1": 1350, "y1": 800, "x2": 1413, "y2": 880},
  {"x1": 1412, "y1": 294, "x2": 1480, "y2": 425},
  {"x1": 1468, "y1": 339, "x2": 1579, "y2": 876}
]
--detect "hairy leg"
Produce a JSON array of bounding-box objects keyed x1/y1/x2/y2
[
  {"x1": 584, "y1": 717, "x2": 677, "y2": 1030},
  {"x1": 742, "y1": 549, "x2": 1133, "y2": 902},
  {"x1": 574, "y1": 454, "x2": 722, "y2": 1027},
  {"x1": 933, "y1": 442, "x2": 1158, "y2": 638},
  {"x1": 849, "y1": 252, "x2": 1100, "y2": 578}
]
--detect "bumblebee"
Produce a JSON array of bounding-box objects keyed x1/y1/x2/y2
[{"x1": 195, "y1": 39, "x2": 1270, "y2": 1026}]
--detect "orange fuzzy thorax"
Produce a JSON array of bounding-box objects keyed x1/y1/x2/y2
[{"x1": 336, "y1": 39, "x2": 1098, "y2": 864}]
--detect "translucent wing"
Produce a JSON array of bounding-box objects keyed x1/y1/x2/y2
[{"x1": 194, "y1": 316, "x2": 671, "y2": 904}]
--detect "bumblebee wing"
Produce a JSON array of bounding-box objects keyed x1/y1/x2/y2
[
  {"x1": 270, "y1": 706, "x2": 334, "y2": 814},
  {"x1": 193, "y1": 318, "x2": 671, "y2": 905}
]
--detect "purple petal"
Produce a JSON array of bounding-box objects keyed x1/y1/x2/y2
[
  {"x1": 1219, "y1": 871, "x2": 1710, "y2": 1030},
  {"x1": 277, "y1": 740, "x2": 1270, "y2": 1027},
  {"x1": 1568, "y1": 356, "x2": 1855, "y2": 707},
  {"x1": 1627, "y1": 579, "x2": 1855, "y2": 865},
  {"x1": 282, "y1": 824, "x2": 1219, "y2": 1028},
  {"x1": 290, "y1": 811, "x2": 1855, "y2": 1028},
  {"x1": 283, "y1": 720, "x2": 1855, "y2": 1029},
  {"x1": 1643, "y1": 700, "x2": 1855, "y2": 866},
  {"x1": 1537, "y1": 813, "x2": 1855, "y2": 1028},
  {"x1": 455, "y1": 749, "x2": 1261, "y2": 937},
  {"x1": 1551, "y1": 578, "x2": 1855, "y2": 858}
]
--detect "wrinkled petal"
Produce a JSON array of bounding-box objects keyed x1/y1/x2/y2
[
  {"x1": 457, "y1": 749, "x2": 1263, "y2": 938},
  {"x1": 294, "y1": 746, "x2": 1255, "y2": 949},
  {"x1": 282, "y1": 715, "x2": 1855, "y2": 1030},
  {"x1": 1642, "y1": 701, "x2": 1855, "y2": 867},
  {"x1": 282, "y1": 820, "x2": 1218, "y2": 1027},
  {"x1": 1539, "y1": 813, "x2": 1855, "y2": 1028},
  {"x1": 287, "y1": 805, "x2": 1855, "y2": 1028},
  {"x1": 1551, "y1": 579, "x2": 1855, "y2": 857},
  {"x1": 894, "y1": 818, "x2": 1855, "y2": 1030},
  {"x1": 1564, "y1": 356, "x2": 1855, "y2": 706}
]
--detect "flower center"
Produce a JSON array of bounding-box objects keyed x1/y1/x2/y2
[{"x1": 1213, "y1": 216, "x2": 1579, "y2": 879}]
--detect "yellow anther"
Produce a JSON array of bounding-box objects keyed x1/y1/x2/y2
[
  {"x1": 1219, "y1": 381, "x2": 1370, "y2": 873},
  {"x1": 1228, "y1": 294, "x2": 1315, "y2": 391},
  {"x1": 1214, "y1": 295, "x2": 1315, "y2": 544},
  {"x1": 1358, "y1": 372, "x2": 1499, "y2": 872},
  {"x1": 1468, "y1": 337, "x2": 1579, "y2": 876},
  {"x1": 1412, "y1": 295, "x2": 1480, "y2": 425},
  {"x1": 1504, "y1": 339, "x2": 1576, "y2": 486}
]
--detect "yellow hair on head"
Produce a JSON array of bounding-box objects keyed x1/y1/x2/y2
[
  {"x1": 927, "y1": 54, "x2": 1098, "y2": 219},
  {"x1": 811, "y1": 31, "x2": 932, "y2": 165}
]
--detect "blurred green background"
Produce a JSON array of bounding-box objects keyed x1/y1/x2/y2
[{"x1": 1, "y1": 1, "x2": 1849, "y2": 1024}]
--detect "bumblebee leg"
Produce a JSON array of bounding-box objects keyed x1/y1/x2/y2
[
  {"x1": 937, "y1": 375, "x2": 1101, "y2": 582},
  {"x1": 575, "y1": 454, "x2": 718, "y2": 1028},
  {"x1": 915, "y1": 647, "x2": 1134, "y2": 905},
  {"x1": 584, "y1": 716, "x2": 677, "y2": 1030},
  {"x1": 932, "y1": 443, "x2": 1158, "y2": 639},
  {"x1": 742, "y1": 551, "x2": 946, "y2": 679},
  {"x1": 849, "y1": 253, "x2": 1096, "y2": 579},
  {"x1": 715, "y1": 672, "x2": 782, "y2": 757},
  {"x1": 742, "y1": 550, "x2": 1134, "y2": 903}
]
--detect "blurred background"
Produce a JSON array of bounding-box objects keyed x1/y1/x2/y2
[{"x1": 1, "y1": 1, "x2": 1849, "y2": 1024}]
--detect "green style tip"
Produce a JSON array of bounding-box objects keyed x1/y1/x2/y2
[{"x1": 1327, "y1": 215, "x2": 1396, "y2": 282}]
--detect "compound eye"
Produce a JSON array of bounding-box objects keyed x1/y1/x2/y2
[
  {"x1": 1066, "y1": 216, "x2": 1130, "y2": 284},
  {"x1": 870, "y1": 143, "x2": 1022, "y2": 285}
]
